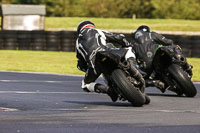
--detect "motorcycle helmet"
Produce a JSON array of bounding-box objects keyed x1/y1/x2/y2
[
  {"x1": 136, "y1": 25, "x2": 150, "y2": 32},
  {"x1": 77, "y1": 20, "x2": 95, "y2": 34}
]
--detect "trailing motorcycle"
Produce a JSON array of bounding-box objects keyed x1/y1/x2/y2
[
  {"x1": 148, "y1": 45, "x2": 197, "y2": 97},
  {"x1": 95, "y1": 48, "x2": 150, "y2": 106}
]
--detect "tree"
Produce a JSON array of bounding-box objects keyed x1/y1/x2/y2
[
  {"x1": 82, "y1": 0, "x2": 154, "y2": 18},
  {"x1": 0, "y1": 0, "x2": 12, "y2": 4},
  {"x1": 151, "y1": 0, "x2": 200, "y2": 19},
  {"x1": 12, "y1": 0, "x2": 45, "y2": 4},
  {"x1": 1, "y1": 0, "x2": 199, "y2": 19},
  {"x1": 83, "y1": 0, "x2": 116, "y2": 17}
]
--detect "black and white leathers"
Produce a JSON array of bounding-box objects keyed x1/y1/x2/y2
[
  {"x1": 76, "y1": 27, "x2": 132, "y2": 92},
  {"x1": 76, "y1": 27, "x2": 129, "y2": 74}
]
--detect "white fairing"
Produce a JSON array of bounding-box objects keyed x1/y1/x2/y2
[{"x1": 125, "y1": 47, "x2": 136, "y2": 60}]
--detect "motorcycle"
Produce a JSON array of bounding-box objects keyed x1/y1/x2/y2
[
  {"x1": 95, "y1": 47, "x2": 150, "y2": 106},
  {"x1": 148, "y1": 45, "x2": 197, "y2": 97}
]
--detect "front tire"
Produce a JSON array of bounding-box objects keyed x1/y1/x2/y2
[
  {"x1": 168, "y1": 64, "x2": 197, "y2": 97},
  {"x1": 145, "y1": 94, "x2": 150, "y2": 104},
  {"x1": 111, "y1": 69, "x2": 146, "y2": 106}
]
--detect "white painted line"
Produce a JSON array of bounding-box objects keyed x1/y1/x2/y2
[
  {"x1": 0, "y1": 80, "x2": 79, "y2": 83},
  {"x1": 0, "y1": 91, "x2": 97, "y2": 94},
  {"x1": 0, "y1": 79, "x2": 198, "y2": 84},
  {"x1": 52, "y1": 108, "x2": 200, "y2": 113},
  {"x1": 0, "y1": 70, "x2": 84, "y2": 77},
  {"x1": 194, "y1": 81, "x2": 200, "y2": 84},
  {"x1": 0, "y1": 107, "x2": 19, "y2": 111}
]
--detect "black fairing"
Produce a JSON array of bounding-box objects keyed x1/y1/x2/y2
[
  {"x1": 152, "y1": 45, "x2": 185, "y2": 73},
  {"x1": 152, "y1": 45, "x2": 192, "y2": 95},
  {"x1": 152, "y1": 47, "x2": 173, "y2": 72},
  {"x1": 95, "y1": 48, "x2": 128, "y2": 75}
]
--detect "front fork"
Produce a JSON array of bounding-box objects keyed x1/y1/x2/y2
[{"x1": 159, "y1": 67, "x2": 183, "y2": 95}]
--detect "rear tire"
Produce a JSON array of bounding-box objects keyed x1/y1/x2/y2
[
  {"x1": 168, "y1": 64, "x2": 197, "y2": 97},
  {"x1": 111, "y1": 69, "x2": 146, "y2": 106}
]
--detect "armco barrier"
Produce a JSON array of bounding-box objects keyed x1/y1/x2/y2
[{"x1": 0, "y1": 30, "x2": 199, "y2": 57}]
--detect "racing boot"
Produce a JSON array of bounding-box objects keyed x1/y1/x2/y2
[
  {"x1": 94, "y1": 83, "x2": 118, "y2": 102},
  {"x1": 146, "y1": 79, "x2": 165, "y2": 93}
]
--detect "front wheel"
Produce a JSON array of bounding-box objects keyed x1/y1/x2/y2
[
  {"x1": 145, "y1": 94, "x2": 150, "y2": 104},
  {"x1": 168, "y1": 64, "x2": 197, "y2": 97},
  {"x1": 111, "y1": 69, "x2": 146, "y2": 106}
]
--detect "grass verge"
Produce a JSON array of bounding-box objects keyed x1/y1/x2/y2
[
  {"x1": 0, "y1": 50, "x2": 84, "y2": 75},
  {"x1": 0, "y1": 50, "x2": 199, "y2": 81},
  {"x1": 45, "y1": 17, "x2": 200, "y2": 32}
]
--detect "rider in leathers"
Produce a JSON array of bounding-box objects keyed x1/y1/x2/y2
[
  {"x1": 76, "y1": 21, "x2": 143, "y2": 102},
  {"x1": 131, "y1": 25, "x2": 193, "y2": 92}
]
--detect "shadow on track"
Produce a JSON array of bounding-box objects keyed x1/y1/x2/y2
[
  {"x1": 64, "y1": 100, "x2": 135, "y2": 107},
  {"x1": 147, "y1": 93, "x2": 182, "y2": 97},
  {"x1": 64, "y1": 93, "x2": 188, "y2": 107},
  {"x1": 147, "y1": 93, "x2": 198, "y2": 98}
]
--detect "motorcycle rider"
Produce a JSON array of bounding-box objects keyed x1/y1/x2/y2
[
  {"x1": 131, "y1": 25, "x2": 193, "y2": 92},
  {"x1": 76, "y1": 21, "x2": 144, "y2": 102}
]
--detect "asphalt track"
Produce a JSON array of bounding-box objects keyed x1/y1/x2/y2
[{"x1": 0, "y1": 71, "x2": 199, "y2": 133}]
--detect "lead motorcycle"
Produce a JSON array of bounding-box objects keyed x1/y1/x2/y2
[
  {"x1": 95, "y1": 47, "x2": 150, "y2": 106},
  {"x1": 147, "y1": 45, "x2": 197, "y2": 97}
]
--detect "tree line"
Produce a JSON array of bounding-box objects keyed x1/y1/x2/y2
[{"x1": 0, "y1": 0, "x2": 200, "y2": 19}]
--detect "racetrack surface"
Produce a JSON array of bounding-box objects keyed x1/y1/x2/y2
[{"x1": 0, "y1": 71, "x2": 199, "y2": 133}]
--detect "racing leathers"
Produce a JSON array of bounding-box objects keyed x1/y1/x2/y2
[
  {"x1": 131, "y1": 30, "x2": 192, "y2": 91},
  {"x1": 76, "y1": 27, "x2": 137, "y2": 102},
  {"x1": 131, "y1": 30, "x2": 174, "y2": 75}
]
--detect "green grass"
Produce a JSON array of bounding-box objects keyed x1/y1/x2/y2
[
  {"x1": 0, "y1": 50, "x2": 84, "y2": 75},
  {"x1": 188, "y1": 58, "x2": 200, "y2": 81},
  {"x1": 45, "y1": 17, "x2": 200, "y2": 32},
  {"x1": 0, "y1": 50, "x2": 199, "y2": 81}
]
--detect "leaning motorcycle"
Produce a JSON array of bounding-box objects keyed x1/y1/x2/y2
[
  {"x1": 95, "y1": 47, "x2": 150, "y2": 106},
  {"x1": 150, "y1": 45, "x2": 197, "y2": 97}
]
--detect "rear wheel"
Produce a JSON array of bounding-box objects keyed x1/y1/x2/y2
[
  {"x1": 168, "y1": 64, "x2": 197, "y2": 97},
  {"x1": 111, "y1": 69, "x2": 146, "y2": 106}
]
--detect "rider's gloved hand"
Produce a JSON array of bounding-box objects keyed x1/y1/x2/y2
[
  {"x1": 122, "y1": 38, "x2": 130, "y2": 47},
  {"x1": 176, "y1": 45, "x2": 182, "y2": 51},
  {"x1": 119, "y1": 34, "x2": 130, "y2": 47}
]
